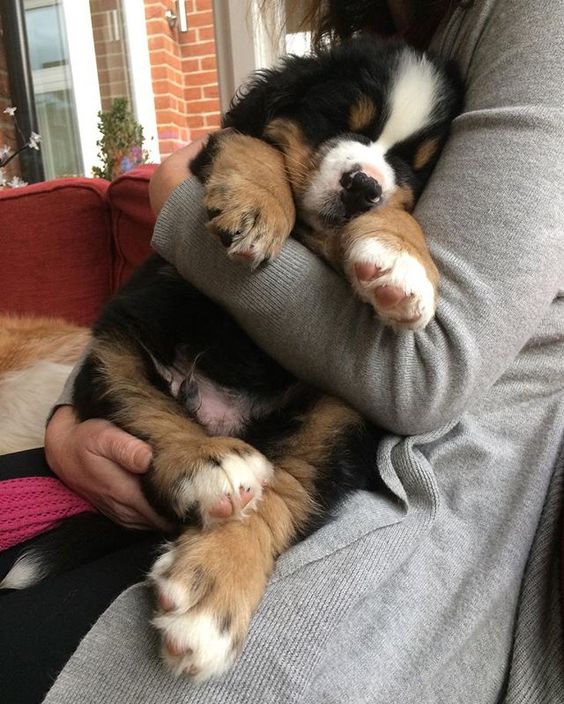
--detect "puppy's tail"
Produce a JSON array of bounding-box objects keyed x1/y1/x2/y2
[{"x1": 0, "y1": 513, "x2": 146, "y2": 590}]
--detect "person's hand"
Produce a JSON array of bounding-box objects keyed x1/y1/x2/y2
[
  {"x1": 45, "y1": 406, "x2": 172, "y2": 532},
  {"x1": 149, "y1": 136, "x2": 209, "y2": 215}
]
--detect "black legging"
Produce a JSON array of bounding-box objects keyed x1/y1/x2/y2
[{"x1": 0, "y1": 449, "x2": 160, "y2": 704}]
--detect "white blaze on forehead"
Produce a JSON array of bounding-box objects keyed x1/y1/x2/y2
[{"x1": 377, "y1": 50, "x2": 442, "y2": 151}]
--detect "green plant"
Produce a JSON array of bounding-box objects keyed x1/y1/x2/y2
[{"x1": 92, "y1": 98, "x2": 148, "y2": 181}]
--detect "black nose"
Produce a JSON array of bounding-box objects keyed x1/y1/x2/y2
[{"x1": 340, "y1": 170, "x2": 382, "y2": 216}]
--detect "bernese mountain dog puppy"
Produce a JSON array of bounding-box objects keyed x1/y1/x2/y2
[{"x1": 8, "y1": 37, "x2": 462, "y2": 680}]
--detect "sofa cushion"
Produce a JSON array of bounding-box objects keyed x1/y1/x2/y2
[
  {"x1": 108, "y1": 165, "x2": 157, "y2": 290},
  {"x1": 0, "y1": 178, "x2": 112, "y2": 326}
]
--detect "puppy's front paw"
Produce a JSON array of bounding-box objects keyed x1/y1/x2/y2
[
  {"x1": 150, "y1": 527, "x2": 270, "y2": 680},
  {"x1": 155, "y1": 439, "x2": 273, "y2": 527},
  {"x1": 204, "y1": 180, "x2": 294, "y2": 268},
  {"x1": 345, "y1": 238, "x2": 437, "y2": 330}
]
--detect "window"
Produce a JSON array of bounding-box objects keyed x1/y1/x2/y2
[
  {"x1": 2, "y1": 0, "x2": 158, "y2": 180},
  {"x1": 25, "y1": 0, "x2": 82, "y2": 178}
]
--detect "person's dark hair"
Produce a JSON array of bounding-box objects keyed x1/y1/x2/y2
[{"x1": 278, "y1": 0, "x2": 468, "y2": 50}]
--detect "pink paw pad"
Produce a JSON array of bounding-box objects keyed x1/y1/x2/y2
[
  {"x1": 232, "y1": 249, "x2": 255, "y2": 264},
  {"x1": 158, "y1": 591, "x2": 177, "y2": 612},
  {"x1": 373, "y1": 285, "x2": 408, "y2": 309},
  {"x1": 354, "y1": 262, "x2": 382, "y2": 281},
  {"x1": 164, "y1": 635, "x2": 190, "y2": 657}
]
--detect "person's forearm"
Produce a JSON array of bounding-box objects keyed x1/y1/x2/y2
[
  {"x1": 149, "y1": 138, "x2": 209, "y2": 215},
  {"x1": 152, "y1": 156, "x2": 560, "y2": 437}
]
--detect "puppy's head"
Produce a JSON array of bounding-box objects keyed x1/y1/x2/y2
[{"x1": 263, "y1": 39, "x2": 461, "y2": 231}]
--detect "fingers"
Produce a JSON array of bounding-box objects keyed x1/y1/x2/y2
[
  {"x1": 126, "y1": 493, "x2": 175, "y2": 533},
  {"x1": 91, "y1": 426, "x2": 172, "y2": 530},
  {"x1": 46, "y1": 408, "x2": 171, "y2": 533},
  {"x1": 94, "y1": 425, "x2": 153, "y2": 474},
  {"x1": 149, "y1": 135, "x2": 210, "y2": 214},
  {"x1": 131, "y1": 504, "x2": 175, "y2": 533},
  {"x1": 93, "y1": 461, "x2": 174, "y2": 532}
]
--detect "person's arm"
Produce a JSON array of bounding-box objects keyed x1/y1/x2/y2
[
  {"x1": 151, "y1": 0, "x2": 564, "y2": 435},
  {"x1": 46, "y1": 351, "x2": 174, "y2": 532},
  {"x1": 47, "y1": 347, "x2": 168, "y2": 530}
]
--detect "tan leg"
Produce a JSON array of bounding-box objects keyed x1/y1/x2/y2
[
  {"x1": 91, "y1": 338, "x2": 273, "y2": 525},
  {"x1": 150, "y1": 396, "x2": 363, "y2": 680},
  {"x1": 201, "y1": 131, "x2": 296, "y2": 267}
]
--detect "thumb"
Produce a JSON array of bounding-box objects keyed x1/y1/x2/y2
[{"x1": 96, "y1": 426, "x2": 153, "y2": 473}]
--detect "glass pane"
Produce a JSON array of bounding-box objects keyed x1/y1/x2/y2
[
  {"x1": 24, "y1": 0, "x2": 82, "y2": 178},
  {"x1": 35, "y1": 89, "x2": 81, "y2": 177},
  {"x1": 26, "y1": 4, "x2": 67, "y2": 71}
]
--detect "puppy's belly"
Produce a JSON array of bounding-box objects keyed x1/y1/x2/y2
[
  {"x1": 187, "y1": 375, "x2": 258, "y2": 437},
  {"x1": 155, "y1": 359, "x2": 275, "y2": 437}
]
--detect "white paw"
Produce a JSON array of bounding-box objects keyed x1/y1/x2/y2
[
  {"x1": 154, "y1": 608, "x2": 236, "y2": 681},
  {"x1": 149, "y1": 547, "x2": 239, "y2": 681},
  {"x1": 174, "y1": 450, "x2": 273, "y2": 526},
  {"x1": 345, "y1": 238, "x2": 437, "y2": 330}
]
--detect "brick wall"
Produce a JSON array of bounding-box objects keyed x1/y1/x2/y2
[
  {"x1": 90, "y1": 0, "x2": 134, "y2": 112},
  {"x1": 144, "y1": 0, "x2": 221, "y2": 159}
]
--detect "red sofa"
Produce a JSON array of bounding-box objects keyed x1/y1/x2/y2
[{"x1": 0, "y1": 165, "x2": 157, "y2": 324}]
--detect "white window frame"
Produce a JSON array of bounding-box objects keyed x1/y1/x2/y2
[
  {"x1": 60, "y1": 0, "x2": 102, "y2": 175},
  {"x1": 212, "y1": 1, "x2": 312, "y2": 113},
  {"x1": 122, "y1": 0, "x2": 160, "y2": 163},
  {"x1": 212, "y1": 0, "x2": 284, "y2": 112}
]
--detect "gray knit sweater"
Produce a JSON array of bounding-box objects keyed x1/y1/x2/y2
[{"x1": 45, "y1": 0, "x2": 564, "y2": 701}]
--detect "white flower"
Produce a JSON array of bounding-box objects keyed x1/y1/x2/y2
[
  {"x1": 0, "y1": 145, "x2": 12, "y2": 162},
  {"x1": 28, "y1": 132, "x2": 41, "y2": 150},
  {"x1": 3, "y1": 106, "x2": 17, "y2": 116},
  {"x1": 8, "y1": 175, "x2": 28, "y2": 188}
]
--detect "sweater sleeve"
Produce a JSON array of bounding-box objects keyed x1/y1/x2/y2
[
  {"x1": 152, "y1": 0, "x2": 564, "y2": 435},
  {"x1": 50, "y1": 347, "x2": 91, "y2": 413}
]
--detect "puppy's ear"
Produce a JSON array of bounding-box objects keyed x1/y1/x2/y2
[
  {"x1": 264, "y1": 119, "x2": 314, "y2": 196},
  {"x1": 222, "y1": 54, "x2": 319, "y2": 138},
  {"x1": 190, "y1": 131, "x2": 224, "y2": 183}
]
